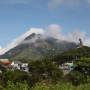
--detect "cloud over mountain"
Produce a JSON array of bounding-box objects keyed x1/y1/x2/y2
[
  {"x1": 47, "y1": 24, "x2": 90, "y2": 47},
  {"x1": 0, "y1": 24, "x2": 90, "y2": 55},
  {"x1": 0, "y1": 28, "x2": 45, "y2": 55}
]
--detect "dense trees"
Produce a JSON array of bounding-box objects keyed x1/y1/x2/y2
[
  {"x1": 0, "y1": 59, "x2": 63, "y2": 88},
  {"x1": 28, "y1": 60, "x2": 63, "y2": 83},
  {"x1": 71, "y1": 57, "x2": 90, "y2": 84},
  {"x1": 54, "y1": 46, "x2": 90, "y2": 65},
  {"x1": 63, "y1": 57, "x2": 90, "y2": 85},
  {"x1": 74, "y1": 57, "x2": 90, "y2": 77},
  {"x1": 0, "y1": 46, "x2": 90, "y2": 89}
]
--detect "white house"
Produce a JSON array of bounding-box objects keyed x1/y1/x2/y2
[
  {"x1": 59, "y1": 62, "x2": 74, "y2": 75},
  {"x1": 20, "y1": 63, "x2": 29, "y2": 72},
  {"x1": 11, "y1": 61, "x2": 29, "y2": 72},
  {"x1": 11, "y1": 61, "x2": 21, "y2": 70}
]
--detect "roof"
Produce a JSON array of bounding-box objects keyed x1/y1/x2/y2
[
  {"x1": 13, "y1": 61, "x2": 22, "y2": 64},
  {"x1": 0, "y1": 59, "x2": 9, "y2": 62},
  {"x1": 63, "y1": 62, "x2": 73, "y2": 67},
  {"x1": 1, "y1": 61, "x2": 11, "y2": 65},
  {"x1": 0, "y1": 60, "x2": 11, "y2": 65}
]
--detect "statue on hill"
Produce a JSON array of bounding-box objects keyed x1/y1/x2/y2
[{"x1": 78, "y1": 38, "x2": 83, "y2": 48}]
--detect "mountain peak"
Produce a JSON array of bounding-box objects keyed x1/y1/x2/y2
[
  {"x1": 24, "y1": 33, "x2": 42, "y2": 41},
  {"x1": 0, "y1": 34, "x2": 77, "y2": 61}
]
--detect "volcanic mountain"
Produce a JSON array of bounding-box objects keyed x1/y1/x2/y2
[{"x1": 0, "y1": 33, "x2": 77, "y2": 61}]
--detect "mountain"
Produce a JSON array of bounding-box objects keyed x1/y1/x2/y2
[{"x1": 0, "y1": 33, "x2": 77, "y2": 62}]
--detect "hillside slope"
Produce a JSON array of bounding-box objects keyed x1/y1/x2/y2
[
  {"x1": 54, "y1": 46, "x2": 90, "y2": 64},
  {"x1": 0, "y1": 33, "x2": 77, "y2": 61}
]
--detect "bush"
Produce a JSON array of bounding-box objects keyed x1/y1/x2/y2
[
  {"x1": 3, "y1": 70, "x2": 30, "y2": 83},
  {"x1": 66, "y1": 71, "x2": 87, "y2": 85},
  {"x1": 32, "y1": 81, "x2": 90, "y2": 90},
  {"x1": 1, "y1": 80, "x2": 90, "y2": 90},
  {"x1": 3, "y1": 81, "x2": 30, "y2": 90}
]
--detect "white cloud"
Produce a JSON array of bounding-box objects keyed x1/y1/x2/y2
[
  {"x1": 0, "y1": 46, "x2": 4, "y2": 55},
  {"x1": 87, "y1": 0, "x2": 90, "y2": 3},
  {"x1": 48, "y1": 0, "x2": 90, "y2": 8},
  {"x1": 0, "y1": 46, "x2": 2, "y2": 49},
  {"x1": 48, "y1": 0, "x2": 64, "y2": 8},
  {"x1": 0, "y1": 24, "x2": 90, "y2": 55},
  {"x1": 48, "y1": 0, "x2": 80, "y2": 8},
  {"x1": 0, "y1": 28, "x2": 45, "y2": 55},
  {"x1": 84, "y1": 38, "x2": 90, "y2": 46},
  {"x1": 7, "y1": 28, "x2": 45, "y2": 48},
  {"x1": 67, "y1": 30, "x2": 86, "y2": 43},
  {"x1": 47, "y1": 24, "x2": 62, "y2": 39},
  {"x1": 0, "y1": 0, "x2": 31, "y2": 5},
  {"x1": 0, "y1": 0, "x2": 90, "y2": 8},
  {"x1": 47, "y1": 24, "x2": 90, "y2": 47}
]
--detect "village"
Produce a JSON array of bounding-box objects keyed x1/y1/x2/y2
[
  {"x1": 0, "y1": 39, "x2": 83, "y2": 75},
  {"x1": 0, "y1": 58, "x2": 76, "y2": 75},
  {"x1": 0, "y1": 59, "x2": 29, "y2": 73}
]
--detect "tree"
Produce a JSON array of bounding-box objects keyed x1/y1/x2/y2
[
  {"x1": 3, "y1": 81, "x2": 30, "y2": 90},
  {"x1": 62, "y1": 57, "x2": 90, "y2": 85},
  {"x1": 28, "y1": 59, "x2": 63, "y2": 83},
  {"x1": 74, "y1": 57, "x2": 90, "y2": 75},
  {"x1": 3, "y1": 70, "x2": 30, "y2": 83}
]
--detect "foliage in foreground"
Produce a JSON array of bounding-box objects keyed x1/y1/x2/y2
[
  {"x1": 1, "y1": 81, "x2": 90, "y2": 90},
  {"x1": 3, "y1": 81, "x2": 30, "y2": 90}
]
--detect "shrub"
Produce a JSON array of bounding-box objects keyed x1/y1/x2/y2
[{"x1": 3, "y1": 81, "x2": 30, "y2": 90}]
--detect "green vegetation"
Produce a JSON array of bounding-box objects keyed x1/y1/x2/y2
[
  {"x1": 3, "y1": 81, "x2": 30, "y2": 90},
  {"x1": 0, "y1": 56, "x2": 90, "y2": 90},
  {"x1": 0, "y1": 46, "x2": 90, "y2": 89},
  {"x1": 54, "y1": 46, "x2": 90, "y2": 64},
  {"x1": 28, "y1": 60, "x2": 63, "y2": 83},
  {"x1": 1, "y1": 81, "x2": 90, "y2": 90},
  {"x1": 32, "y1": 82, "x2": 90, "y2": 90}
]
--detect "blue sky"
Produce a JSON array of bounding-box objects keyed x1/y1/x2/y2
[{"x1": 0, "y1": 0, "x2": 90, "y2": 48}]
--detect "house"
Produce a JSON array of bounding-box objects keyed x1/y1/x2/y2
[
  {"x1": 0, "y1": 59, "x2": 29, "y2": 73},
  {"x1": 11, "y1": 61, "x2": 22, "y2": 70},
  {"x1": 59, "y1": 62, "x2": 74, "y2": 75},
  {"x1": 21, "y1": 63, "x2": 28, "y2": 71},
  {"x1": 11, "y1": 61, "x2": 29, "y2": 72},
  {"x1": 0, "y1": 59, "x2": 12, "y2": 72}
]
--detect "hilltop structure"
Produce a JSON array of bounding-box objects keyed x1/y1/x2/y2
[{"x1": 78, "y1": 38, "x2": 83, "y2": 48}]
